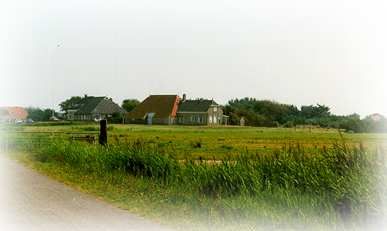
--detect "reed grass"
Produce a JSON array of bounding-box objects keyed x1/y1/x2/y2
[{"x1": 25, "y1": 137, "x2": 381, "y2": 225}]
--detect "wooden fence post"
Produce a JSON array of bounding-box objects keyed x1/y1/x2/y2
[{"x1": 99, "y1": 119, "x2": 107, "y2": 146}]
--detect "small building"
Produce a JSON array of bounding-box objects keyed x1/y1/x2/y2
[
  {"x1": 368, "y1": 113, "x2": 385, "y2": 122},
  {"x1": 176, "y1": 97, "x2": 227, "y2": 125},
  {"x1": 67, "y1": 96, "x2": 126, "y2": 121},
  {"x1": 240, "y1": 117, "x2": 246, "y2": 126},
  {"x1": 0, "y1": 107, "x2": 28, "y2": 123},
  {"x1": 126, "y1": 95, "x2": 180, "y2": 125}
]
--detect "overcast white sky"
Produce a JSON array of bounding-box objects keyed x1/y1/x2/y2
[{"x1": 0, "y1": 0, "x2": 386, "y2": 117}]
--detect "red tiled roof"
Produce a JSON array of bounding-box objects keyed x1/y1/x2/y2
[
  {"x1": 127, "y1": 95, "x2": 179, "y2": 119},
  {"x1": 1, "y1": 107, "x2": 28, "y2": 120}
]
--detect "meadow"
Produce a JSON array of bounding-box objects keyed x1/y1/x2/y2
[
  {"x1": 6, "y1": 122, "x2": 386, "y2": 159},
  {"x1": 2, "y1": 122, "x2": 387, "y2": 230}
]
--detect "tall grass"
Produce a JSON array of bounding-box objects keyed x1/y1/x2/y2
[{"x1": 27, "y1": 138, "x2": 381, "y2": 221}]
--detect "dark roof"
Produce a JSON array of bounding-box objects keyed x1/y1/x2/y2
[
  {"x1": 178, "y1": 99, "x2": 217, "y2": 112},
  {"x1": 95, "y1": 98, "x2": 126, "y2": 114},
  {"x1": 75, "y1": 97, "x2": 126, "y2": 115},
  {"x1": 75, "y1": 97, "x2": 104, "y2": 114},
  {"x1": 127, "y1": 95, "x2": 179, "y2": 119}
]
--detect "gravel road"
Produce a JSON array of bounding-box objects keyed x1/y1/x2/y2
[{"x1": 0, "y1": 154, "x2": 172, "y2": 231}]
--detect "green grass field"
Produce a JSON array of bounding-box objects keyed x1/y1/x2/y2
[
  {"x1": 5, "y1": 123, "x2": 387, "y2": 159},
  {"x1": 2, "y1": 122, "x2": 387, "y2": 230}
]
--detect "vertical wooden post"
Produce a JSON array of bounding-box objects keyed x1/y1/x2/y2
[{"x1": 99, "y1": 119, "x2": 107, "y2": 146}]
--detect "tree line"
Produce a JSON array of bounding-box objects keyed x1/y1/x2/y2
[{"x1": 224, "y1": 98, "x2": 387, "y2": 133}]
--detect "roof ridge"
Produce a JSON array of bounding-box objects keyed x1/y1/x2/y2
[{"x1": 149, "y1": 94, "x2": 178, "y2": 97}]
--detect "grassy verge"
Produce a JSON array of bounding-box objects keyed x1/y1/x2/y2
[{"x1": 6, "y1": 137, "x2": 383, "y2": 230}]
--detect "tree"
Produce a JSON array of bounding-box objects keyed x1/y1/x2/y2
[
  {"x1": 59, "y1": 96, "x2": 83, "y2": 112},
  {"x1": 300, "y1": 104, "x2": 330, "y2": 119},
  {"x1": 26, "y1": 107, "x2": 55, "y2": 121},
  {"x1": 108, "y1": 112, "x2": 124, "y2": 124},
  {"x1": 338, "y1": 114, "x2": 363, "y2": 132},
  {"x1": 122, "y1": 99, "x2": 139, "y2": 112},
  {"x1": 225, "y1": 98, "x2": 300, "y2": 127},
  {"x1": 223, "y1": 97, "x2": 380, "y2": 132}
]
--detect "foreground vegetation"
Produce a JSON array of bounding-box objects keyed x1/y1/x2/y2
[{"x1": 2, "y1": 124, "x2": 387, "y2": 230}]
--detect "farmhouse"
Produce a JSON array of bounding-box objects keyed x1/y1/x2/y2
[
  {"x1": 176, "y1": 96, "x2": 227, "y2": 125},
  {"x1": 126, "y1": 95, "x2": 180, "y2": 125},
  {"x1": 0, "y1": 107, "x2": 28, "y2": 123},
  {"x1": 126, "y1": 94, "x2": 227, "y2": 125},
  {"x1": 66, "y1": 96, "x2": 126, "y2": 121}
]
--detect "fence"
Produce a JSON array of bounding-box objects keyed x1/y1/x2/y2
[
  {"x1": 0, "y1": 119, "x2": 109, "y2": 152},
  {"x1": 0, "y1": 131, "x2": 100, "y2": 153}
]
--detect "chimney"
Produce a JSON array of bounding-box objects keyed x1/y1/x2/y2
[{"x1": 182, "y1": 94, "x2": 186, "y2": 102}]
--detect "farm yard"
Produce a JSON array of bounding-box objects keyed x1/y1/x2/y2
[{"x1": 1, "y1": 122, "x2": 387, "y2": 230}]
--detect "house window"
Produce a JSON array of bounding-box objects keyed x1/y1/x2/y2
[
  {"x1": 213, "y1": 107, "x2": 217, "y2": 112},
  {"x1": 209, "y1": 116, "x2": 213, "y2": 124}
]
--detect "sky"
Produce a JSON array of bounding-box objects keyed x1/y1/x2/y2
[{"x1": 0, "y1": 0, "x2": 386, "y2": 117}]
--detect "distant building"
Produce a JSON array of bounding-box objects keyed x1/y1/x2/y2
[
  {"x1": 240, "y1": 117, "x2": 245, "y2": 126},
  {"x1": 66, "y1": 96, "x2": 126, "y2": 121},
  {"x1": 176, "y1": 98, "x2": 227, "y2": 125},
  {"x1": 368, "y1": 113, "x2": 385, "y2": 122},
  {"x1": 0, "y1": 107, "x2": 28, "y2": 123},
  {"x1": 126, "y1": 94, "x2": 228, "y2": 126},
  {"x1": 126, "y1": 95, "x2": 180, "y2": 125}
]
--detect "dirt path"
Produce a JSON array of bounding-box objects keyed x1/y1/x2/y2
[{"x1": 0, "y1": 154, "x2": 172, "y2": 231}]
